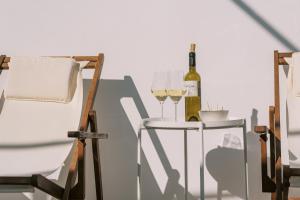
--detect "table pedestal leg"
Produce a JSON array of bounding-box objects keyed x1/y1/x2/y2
[
  {"x1": 138, "y1": 129, "x2": 142, "y2": 200},
  {"x1": 243, "y1": 121, "x2": 249, "y2": 200},
  {"x1": 200, "y1": 129, "x2": 205, "y2": 200},
  {"x1": 184, "y1": 130, "x2": 188, "y2": 200}
]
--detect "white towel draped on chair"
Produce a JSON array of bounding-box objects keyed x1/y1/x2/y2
[{"x1": 5, "y1": 56, "x2": 80, "y2": 103}]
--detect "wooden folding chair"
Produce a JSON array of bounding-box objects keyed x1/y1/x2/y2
[
  {"x1": 255, "y1": 50, "x2": 300, "y2": 200},
  {"x1": 0, "y1": 54, "x2": 107, "y2": 200}
]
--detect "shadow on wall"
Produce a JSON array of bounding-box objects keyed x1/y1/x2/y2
[
  {"x1": 231, "y1": 0, "x2": 299, "y2": 51},
  {"x1": 0, "y1": 78, "x2": 268, "y2": 200},
  {"x1": 87, "y1": 76, "x2": 197, "y2": 200},
  {"x1": 206, "y1": 109, "x2": 268, "y2": 200}
]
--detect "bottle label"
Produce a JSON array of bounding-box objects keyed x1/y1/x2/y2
[{"x1": 185, "y1": 80, "x2": 199, "y2": 96}]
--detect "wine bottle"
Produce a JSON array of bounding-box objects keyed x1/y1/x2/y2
[{"x1": 184, "y1": 43, "x2": 201, "y2": 121}]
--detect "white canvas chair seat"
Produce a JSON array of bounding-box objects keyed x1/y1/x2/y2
[
  {"x1": 286, "y1": 95, "x2": 300, "y2": 169},
  {"x1": 289, "y1": 156, "x2": 300, "y2": 169},
  {"x1": 0, "y1": 70, "x2": 83, "y2": 178},
  {"x1": 0, "y1": 143, "x2": 73, "y2": 177}
]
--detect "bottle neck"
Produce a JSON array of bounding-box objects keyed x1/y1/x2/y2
[
  {"x1": 189, "y1": 66, "x2": 196, "y2": 71},
  {"x1": 189, "y1": 52, "x2": 196, "y2": 71}
]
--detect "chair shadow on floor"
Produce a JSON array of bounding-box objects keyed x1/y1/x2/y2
[{"x1": 205, "y1": 109, "x2": 268, "y2": 200}]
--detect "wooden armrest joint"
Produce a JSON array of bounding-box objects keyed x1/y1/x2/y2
[
  {"x1": 0, "y1": 55, "x2": 6, "y2": 69},
  {"x1": 255, "y1": 125, "x2": 267, "y2": 134},
  {"x1": 260, "y1": 133, "x2": 267, "y2": 142},
  {"x1": 269, "y1": 106, "x2": 275, "y2": 113},
  {"x1": 68, "y1": 131, "x2": 108, "y2": 139}
]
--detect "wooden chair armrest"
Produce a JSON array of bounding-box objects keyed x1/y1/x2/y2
[
  {"x1": 254, "y1": 125, "x2": 276, "y2": 192},
  {"x1": 255, "y1": 125, "x2": 267, "y2": 134},
  {"x1": 68, "y1": 131, "x2": 108, "y2": 139},
  {"x1": 0, "y1": 55, "x2": 6, "y2": 69},
  {"x1": 252, "y1": 105, "x2": 276, "y2": 192}
]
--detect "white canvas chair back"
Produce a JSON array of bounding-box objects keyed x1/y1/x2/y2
[
  {"x1": 280, "y1": 55, "x2": 300, "y2": 169},
  {"x1": 0, "y1": 57, "x2": 84, "y2": 192},
  {"x1": 254, "y1": 51, "x2": 300, "y2": 198},
  {"x1": 0, "y1": 54, "x2": 105, "y2": 200}
]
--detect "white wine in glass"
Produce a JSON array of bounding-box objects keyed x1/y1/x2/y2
[
  {"x1": 167, "y1": 89, "x2": 187, "y2": 103},
  {"x1": 167, "y1": 70, "x2": 186, "y2": 121},
  {"x1": 151, "y1": 89, "x2": 168, "y2": 102},
  {"x1": 151, "y1": 71, "x2": 168, "y2": 119}
]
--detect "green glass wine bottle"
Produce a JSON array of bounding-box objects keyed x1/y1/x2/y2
[{"x1": 184, "y1": 43, "x2": 201, "y2": 121}]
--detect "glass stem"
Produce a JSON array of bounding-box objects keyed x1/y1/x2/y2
[
  {"x1": 161, "y1": 101, "x2": 164, "y2": 119},
  {"x1": 175, "y1": 102, "x2": 178, "y2": 121}
]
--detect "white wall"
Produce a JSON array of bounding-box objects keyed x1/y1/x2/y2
[{"x1": 1, "y1": 0, "x2": 300, "y2": 199}]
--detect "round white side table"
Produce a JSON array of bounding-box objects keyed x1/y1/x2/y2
[{"x1": 138, "y1": 117, "x2": 248, "y2": 200}]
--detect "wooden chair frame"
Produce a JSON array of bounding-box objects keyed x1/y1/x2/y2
[
  {"x1": 0, "y1": 54, "x2": 107, "y2": 200},
  {"x1": 254, "y1": 50, "x2": 300, "y2": 200}
]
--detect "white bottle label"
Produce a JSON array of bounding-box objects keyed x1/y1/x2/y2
[{"x1": 185, "y1": 81, "x2": 199, "y2": 96}]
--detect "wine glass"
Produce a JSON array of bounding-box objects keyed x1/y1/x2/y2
[
  {"x1": 151, "y1": 71, "x2": 168, "y2": 119},
  {"x1": 167, "y1": 70, "x2": 186, "y2": 121}
]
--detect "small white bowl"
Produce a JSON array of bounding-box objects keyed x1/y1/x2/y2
[{"x1": 200, "y1": 110, "x2": 229, "y2": 122}]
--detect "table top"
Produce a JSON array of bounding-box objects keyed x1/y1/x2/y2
[{"x1": 140, "y1": 117, "x2": 245, "y2": 130}]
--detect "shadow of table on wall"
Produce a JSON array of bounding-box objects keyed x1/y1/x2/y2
[
  {"x1": 206, "y1": 147, "x2": 246, "y2": 199},
  {"x1": 205, "y1": 109, "x2": 269, "y2": 200}
]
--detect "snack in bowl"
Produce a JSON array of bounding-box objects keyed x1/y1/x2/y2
[{"x1": 200, "y1": 110, "x2": 229, "y2": 122}]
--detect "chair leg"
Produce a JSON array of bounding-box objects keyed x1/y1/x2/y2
[
  {"x1": 89, "y1": 111, "x2": 104, "y2": 200},
  {"x1": 275, "y1": 138, "x2": 283, "y2": 200},
  {"x1": 271, "y1": 193, "x2": 276, "y2": 200},
  {"x1": 92, "y1": 139, "x2": 104, "y2": 200},
  {"x1": 282, "y1": 184, "x2": 289, "y2": 200},
  {"x1": 69, "y1": 140, "x2": 86, "y2": 200},
  {"x1": 283, "y1": 166, "x2": 290, "y2": 200}
]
